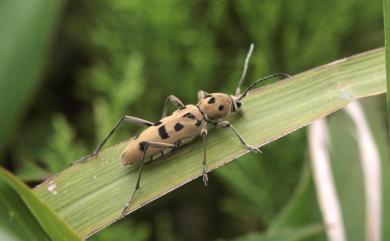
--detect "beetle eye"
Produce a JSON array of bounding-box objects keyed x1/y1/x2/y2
[{"x1": 236, "y1": 101, "x2": 242, "y2": 108}]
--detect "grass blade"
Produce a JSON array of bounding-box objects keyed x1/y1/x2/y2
[
  {"x1": 0, "y1": 0, "x2": 62, "y2": 155},
  {"x1": 384, "y1": 0, "x2": 390, "y2": 133},
  {"x1": 345, "y1": 102, "x2": 382, "y2": 241},
  {"x1": 308, "y1": 119, "x2": 346, "y2": 241},
  {"x1": 33, "y1": 49, "x2": 386, "y2": 238},
  {"x1": 0, "y1": 167, "x2": 81, "y2": 241}
]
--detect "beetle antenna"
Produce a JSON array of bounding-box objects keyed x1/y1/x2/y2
[
  {"x1": 238, "y1": 73, "x2": 292, "y2": 100},
  {"x1": 235, "y1": 43, "x2": 255, "y2": 97}
]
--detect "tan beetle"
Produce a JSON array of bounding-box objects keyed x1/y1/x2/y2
[{"x1": 76, "y1": 44, "x2": 291, "y2": 217}]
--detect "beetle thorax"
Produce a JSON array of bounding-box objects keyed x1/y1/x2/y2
[{"x1": 197, "y1": 93, "x2": 233, "y2": 121}]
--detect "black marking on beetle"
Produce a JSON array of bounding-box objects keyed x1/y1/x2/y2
[
  {"x1": 183, "y1": 112, "x2": 195, "y2": 119},
  {"x1": 204, "y1": 94, "x2": 212, "y2": 98},
  {"x1": 158, "y1": 125, "x2": 169, "y2": 139},
  {"x1": 139, "y1": 141, "x2": 148, "y2": 151},
  {"x1": 218, "y1": 105, "x2": 224, "y2": 111},
  {"x1": 195, "y1": 119, "x2": 202, "y2": 127},
  {"x1": 145, "y1": 122, "x2": 153, "y2": 127},
  {"x1": 174, "y1": 122, "x2": 184, "y2": 131},
  {"x1": 208, "y1": 97, "x2": 215, "y2": 104},
  {"x1": 154, "y1": 121, "x2": 162, "y2": 126}
]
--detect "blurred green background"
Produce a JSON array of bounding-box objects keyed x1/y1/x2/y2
[{"x1": 0, "y1": 0, "x2": 388, "y2": 241}]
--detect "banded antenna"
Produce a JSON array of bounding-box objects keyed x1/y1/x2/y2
[{"x1": 235, "y1": 43, "x2": 255, "y2": 97}]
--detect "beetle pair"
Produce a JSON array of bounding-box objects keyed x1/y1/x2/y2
[{"x1": 76, "y1": 44, "x2": 291, "y2": 217}]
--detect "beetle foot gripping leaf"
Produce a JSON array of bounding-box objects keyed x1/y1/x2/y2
[
  {"x1": 202, "y1": 171, "x2": 209, "y2": 186},
  {"x1": 244, "y1": 144, "x2": 262, "y2": 154}
]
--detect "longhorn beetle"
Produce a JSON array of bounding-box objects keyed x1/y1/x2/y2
[{"x1": 76, "y1": 44, "x2": 291, "y2": 218}]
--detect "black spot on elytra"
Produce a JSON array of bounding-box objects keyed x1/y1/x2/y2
[
  {"x1": 158, "y1": 125, "x2": 169, "y2": 139},
  {"x1": 174, "y1": 122, "x2": 184, "y2": 131},
  {"x1": 218, "y1": 105, "x2": 224, "y2": 111},
  {"x1": 208, "y1": 97, "x2": 215, "y2": 104},
  {"x1": 139, "y1": 141, "x2": 148, "y2": 151},
  {"x1": 195, "y1": 119, "x2": 202, "y2": 127},
  {"x1": 183, "y1": 112, "x2": 195, "y2": 119},
  {"x1": 154, "y1": 121, "x2": 162, "y2": 126}
]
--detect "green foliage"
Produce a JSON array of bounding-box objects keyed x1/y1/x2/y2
[
  {"x1": 40, "y1": 115, "x2": 87, "y2": 172},
  {"x1": 0, "y1": 167, "x2": 81, "y2": 241},
  {"x1": 90, "y1": 221, "x2": 150, "y2": 241},
  {"x1": 216, "y1": 131, "x2": 305, "y2": 227},
  {"x1": 230, "y1": 224, "x2": 323, "y2": 241},
  {"x1": 0, "y1": 0, "x2": 62, "y2": 156}
]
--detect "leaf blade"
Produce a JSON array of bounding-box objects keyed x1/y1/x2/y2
[
  {"x1": 0, "y1": 0, "x2": 62, "y2": 155},
  {"x1": 0, "y1": 167, "x2": 82, "y2": 241}
]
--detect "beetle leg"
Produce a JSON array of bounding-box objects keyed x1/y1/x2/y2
[
  {"x1": 162, "y1": 95, "x2": 185, "y2": 118},
  {"x1": 120, "y1": 141, "x2": 177, "y2": 218},
  {"x1": 201, "y1": 128, "x2": 208, "y2": 186},
  {"x1": 120, "y1": 142, "x2": 148, "y2": 218},
  {"x1": 216, "y1": 121, "x2": 262, "y2": 154},
  {"x1": 74, "y1": 115, "x2": 154, "y2": 164}
]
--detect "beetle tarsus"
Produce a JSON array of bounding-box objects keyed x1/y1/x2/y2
[
  {"x1": 120, "y1": 205, "x2": 129, "y2": 218},
  {"x1": 73, "y1": 152, "x2": 98, "y2": 165},
  {"x1": 244, "y1": 145, "x2": 262, "y2": 154},
  {"x1": 202, "y1": 172, "x2": 208, "y2": 186}
]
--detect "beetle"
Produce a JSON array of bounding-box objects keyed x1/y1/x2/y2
[{"x1": 75, "y1": 44, "x2": 291, "y2": 217}]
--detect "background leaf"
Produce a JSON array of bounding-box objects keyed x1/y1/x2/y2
[
  {"x1": 0, "y1": 178, "x2": 50, "y2": 241},
  {"x1": 0, "y1": 0, "x2": 62, "y2": 156},
  {"x1": 0, "y1": 167, "x2": 81, "y2": 241},
  {"x1": 230, "y1": 224, "x2": 323, "y2": 241}
]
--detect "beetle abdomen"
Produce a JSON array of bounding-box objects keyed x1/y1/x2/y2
[{"x1": 121, "y1": 104, "x2": 206, "y2": 165}]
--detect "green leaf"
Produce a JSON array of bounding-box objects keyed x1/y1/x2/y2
[
  {"x1": 359, "y1": 96, "x2": 390, "y2": 240},
  {"x1": 0, "y1": 178, "x2": 50, "y2": 241},
  {"x1": 0, "y1": 167, "x2": 82, "y2": 241},
  {"x1": 231, "y1": 224, "x2": 323, "y2": 241},
  {"x1": 33, "y1": 49, "x2": 386, "y2": 238},
  {"x1": 385, "y1": 0, "x2": 390, "y2": 134},
  {"x1": 0, "y1": 0, "x2": 62, "y2": 155}
]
